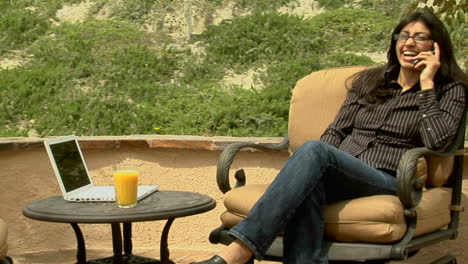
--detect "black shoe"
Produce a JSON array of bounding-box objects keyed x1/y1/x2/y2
[{"x1": 191, "y1": 255, "x2": 227, "y2": 264}]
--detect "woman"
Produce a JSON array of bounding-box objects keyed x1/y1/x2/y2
[{"x1": 194, "y1": 10, "x2": 468, "y2": 264}]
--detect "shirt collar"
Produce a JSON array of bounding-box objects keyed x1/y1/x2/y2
[{"x1": 385, "y1": 66, "x2": 421, "y2": 93}]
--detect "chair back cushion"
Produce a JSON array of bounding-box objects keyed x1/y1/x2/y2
[
  {"x1": 288, "y1": 66, "x2": 368, "y2": 152},
  {"x1": 0, "y1": 218, "x2": 8, "y2": 259},
  {"x1": 426, "y1": 155, "x2": 454, "y2": 187}
]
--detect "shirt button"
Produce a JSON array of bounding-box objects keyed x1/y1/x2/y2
[
  {"x1": 422, "y1": 114, "x2": 427, "y2": 118},
  {"x1": 419, "y1": 94, "x2": 423, "y2": 97},
  {"x1": 427, "y1": 128, "x2": 432, "y2": 131}
]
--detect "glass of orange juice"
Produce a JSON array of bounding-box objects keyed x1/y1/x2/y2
[{"x1": 113, "y1": 164, "x2": 139, "y2": 208}]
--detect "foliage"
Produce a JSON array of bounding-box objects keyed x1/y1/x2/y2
[
  {"x1": 200, "y1": 12, "x2": 327, "y2": 68},
  {"x1": 106, "y1": 0, "x2": 156, "y2": 23},
  {"x1": 4, "y1": 0, "x2": 447, "y2": 138},
  {"x1": 316, "y1": 0, "x2": 348, "y2": 10},
  {"x1": 308, "y1": 9, "x2": 396, "y2": 53},
  {"x1": 234, "y1": 0, "x2": 295, "y2": 13},
  {"x1": 0, "y1": 125, "x2": 28, "y2": 137},
  {"x1": 317, "y1": 0, "x2": 410, "y2": 18},
  {"x1": 0, "y1": 3, "x2": 51, "y2": 54},
  {"x1": 322, "y1": 53, "x2": 376, "y2": 68},
  {"x1": 199, "y1": 9, "x2": 390, "y2": 69}
]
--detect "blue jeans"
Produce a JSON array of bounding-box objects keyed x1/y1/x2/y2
[{"x1": 228, "y1": 141, "x2": 398, "y2": 264}]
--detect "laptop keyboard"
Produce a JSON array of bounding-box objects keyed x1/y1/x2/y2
[{"x1": 71, "y1": 186, "x2": 115, "y2": 201}]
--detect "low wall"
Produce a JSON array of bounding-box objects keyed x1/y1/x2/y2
[{"x1": 0, "y1": 135, "x2": 467, "y2": 263}]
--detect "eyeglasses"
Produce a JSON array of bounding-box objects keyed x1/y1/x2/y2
[{"x1": 393, "y1": 33, "x2": 432, "y2": 44}]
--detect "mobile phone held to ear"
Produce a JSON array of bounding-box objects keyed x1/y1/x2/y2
[{"x1": 413, "y1": 46, "x2": 435, "y2": 65}]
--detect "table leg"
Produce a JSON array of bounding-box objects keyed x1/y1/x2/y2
[
  {"x1": 111, "y1": 223, "x2": 123, "y2": 264},
  {"x1": 123, "y1": 223, "x2": 133, "y2": 256},
  {"x1": 88, "y1": 220, "x2": 175, "y2": 264},
  {"x1": 70, "y1": 223, "x2": 87, "y2": 264},
  {"x1": 160, "y1": 219, "x2": 175, "y2": 264}
]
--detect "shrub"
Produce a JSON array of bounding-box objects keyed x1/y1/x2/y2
[
  {"x1": 323, "y1": 53, "x2": 376, "y2": 68},
  {"x1": 234, "y1": 0, "x2": 295, "y2": 13},
  {"x1": 0, "y1": 7, "x2": 50, "y2": 54},
  {"x1": 308, "y1": 9, "x2": 396, "y2": 53},
  {"x1": 317, "y1": 0, "x2": 409, "y2": 18},
  {"x1": 200, "y1": 12, "x2": 326, "y2": 67},
  {"x1": 0, "y1": 2, "x2": 405, "y2": 137},
  {"x1": 107, "y1": 0, "x2": 156, "y2": 23}
]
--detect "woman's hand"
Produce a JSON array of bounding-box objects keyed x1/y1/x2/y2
[{"x1": 414, "y1": 42, "x2": 441, "y2": 90}]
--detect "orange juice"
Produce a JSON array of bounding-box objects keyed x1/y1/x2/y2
[{"x1": 113, "y1": 169, "x2": 139, "y2": 208}]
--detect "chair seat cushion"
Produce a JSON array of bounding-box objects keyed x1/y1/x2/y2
[
  {"x1": 220, "y1": 184, "x2": 452, "y2": 243},
  {"x1": 0, "y1": 218, "x2": 8, "y2": 259}
]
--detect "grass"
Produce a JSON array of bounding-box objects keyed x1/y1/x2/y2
[{"x1": 1, "y1": 0, "x2": 463, "y2": 137}]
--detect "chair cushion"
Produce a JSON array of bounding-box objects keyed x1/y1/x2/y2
[
  {"x1": 0, "y1": 218, "x2": 8, "y2": 259},
  {"x1": 417, "y1": 157, "x2": 427, "y2": 186},
  {"x1": 221, "y1": 184, "x2": 451, "y2": 243},
  {"x1": 426, "y1": 155, "x2": 454, "y2": 187}
]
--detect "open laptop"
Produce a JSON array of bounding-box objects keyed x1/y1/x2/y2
[{"x1": 44, "y1": 135, "x2": 158, "y2": 202}]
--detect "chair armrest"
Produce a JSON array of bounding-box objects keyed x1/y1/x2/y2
[
  {"x1": 397, "y1": 112, "x2": 465, "y2": 210},
  {"x1": 216, "y1": 137, "x2": 289, "y2": 194},
  {"x1": 392, "y1": 145, "x2": 462, "y2": 254},
  {"x1": 397, "y1": 144, "x2": 462, "y2": 210},
  {"x1": 397, "y1": 147, "x2": 435, "y2": 210}
]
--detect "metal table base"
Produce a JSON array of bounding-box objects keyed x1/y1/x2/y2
[{"x1": 72, "y1": 219, "x2": 175, "y2": 264}]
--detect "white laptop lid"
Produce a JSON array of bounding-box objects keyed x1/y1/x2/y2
[{"x1": 44, "y1": 135, "x2": 97, "y2": 200}]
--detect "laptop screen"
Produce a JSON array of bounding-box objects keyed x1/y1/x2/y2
[{"x1": 49, "y1": 140, "x2": 91, "y2": 192}]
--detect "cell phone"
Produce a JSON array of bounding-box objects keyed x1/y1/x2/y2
[{"x1": 413, "y1": 46, "x2": 435, "y2": 65}]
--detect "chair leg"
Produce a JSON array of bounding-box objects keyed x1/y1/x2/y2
[{"x1": 431, "y1": 255, "x2": 457, "y2": 264}]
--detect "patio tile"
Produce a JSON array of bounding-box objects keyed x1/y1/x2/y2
[
  {"x1": 6, "y1": 247, "x2": 442, "y2": 264},
  {"x1": 8, "y1": 248, "x2": 279, "y2": 264}
]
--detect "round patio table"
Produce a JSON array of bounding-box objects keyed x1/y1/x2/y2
[{"x1": 23, "y1": 190, "x2": 216, "y2": 264}]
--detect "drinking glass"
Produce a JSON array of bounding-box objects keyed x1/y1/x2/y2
[{"x1": 113, "y1": 164, "x2": 139, "y2": 208}]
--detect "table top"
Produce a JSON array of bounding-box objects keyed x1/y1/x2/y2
[{"x1": 23, "y1": 190, "x2": 216, "y2": 224}]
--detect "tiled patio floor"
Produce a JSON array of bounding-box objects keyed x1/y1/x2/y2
[
  {"x1": 9, "y1": 248, "x2": 222, "y2": 264},
  {"x1": 8, "y1": 248, "x2": 435, "y2": 264}
]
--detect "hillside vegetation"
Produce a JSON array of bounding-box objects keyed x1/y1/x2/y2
[{"x1": 0, "y1": 0, "x2": 465, "y2": 137}]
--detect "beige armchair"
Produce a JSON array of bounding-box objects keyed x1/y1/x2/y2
[
  {"x1": 0, "y1": 218, "x2": 13, "y2": 264},
  {"x1": 209, "y1": 66, "x2": 465, "y2": 264}
]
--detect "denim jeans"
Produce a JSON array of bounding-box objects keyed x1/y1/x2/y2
[{"x1": 228, "y1": 141, "x2": 398, "y2": 264}]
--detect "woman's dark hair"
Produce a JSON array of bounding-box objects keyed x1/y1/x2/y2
[{"x1": 349, "y1": 10, "x2": 468, "y2": 105}]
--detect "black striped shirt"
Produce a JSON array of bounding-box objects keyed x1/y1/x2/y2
[{"x1": 320, "y1": 80, "x2": 466, "y2": 172}]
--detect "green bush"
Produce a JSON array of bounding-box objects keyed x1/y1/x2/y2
[
  {"x1": 31, "y1": 20, "x2": 148, "y2": 64},
  {"x1": 0, "y1": 0, "x2": 87, "y2": 54},
  {"x1": 107, "y1": 0, "x2": 156, "y2": 23},
  {"x1": 200, "y1": 12, "x2": 327, "y2": 67},
  {"x1": 1, "y1": 19, "x2": 186, "y2": 136},
  {"x1": 0, "y1": 7, "x2": 50, "y2": 54},
  {"x1": 1, "y1": 2, "x2": 403, "y2": 137},
  {"x1": 200, "y1": 9, "x2": 394, "y2": 70},
  {"x1": 234, "y1": 0, "x2": 295, "y2": 13},
  {"x1": 308, "y1": 9, "x2": 396, "y2": 53},
  {"x1": 317, "y1": 0, "x2": 409, "y2": 18},
  {"x1": 323, "y1": 53, "x2": 376, "y2": 68},
  {"x1": 316, "y1": 0, "x2": 348, "y2": 10}
]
